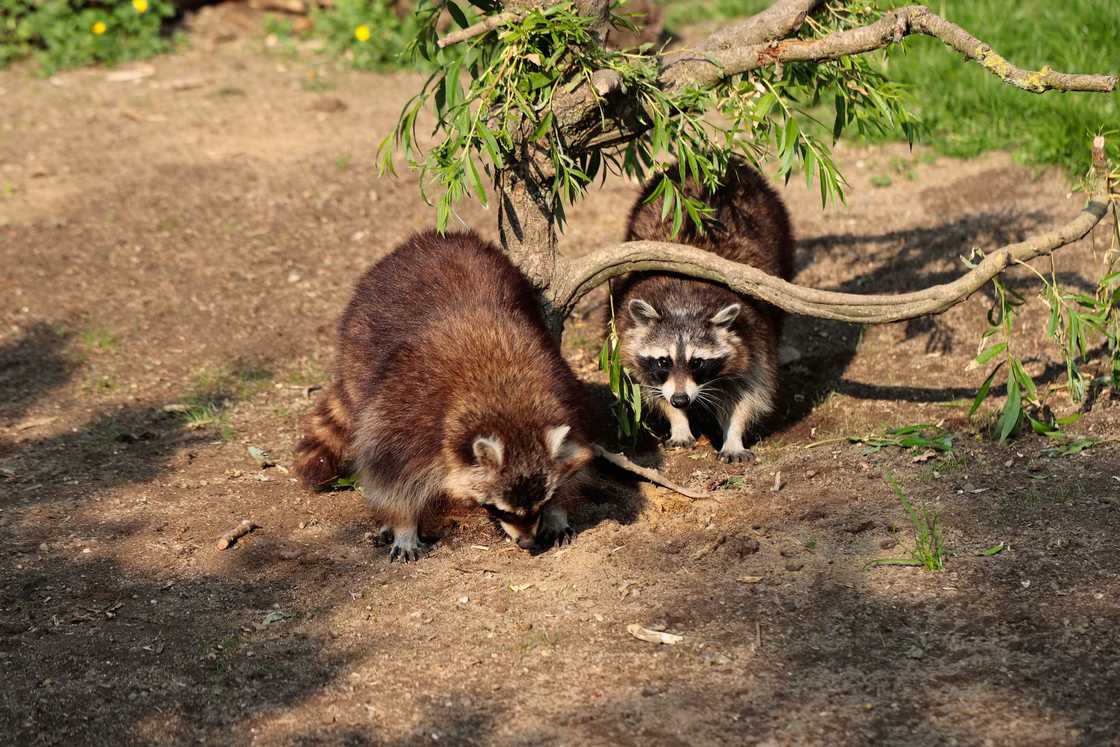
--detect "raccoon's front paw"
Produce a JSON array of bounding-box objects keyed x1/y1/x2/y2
[
  {"x1": 718, "y1": 446, "x2": 755, "y2": 464},
  {"x1": 536, "y1": 510, "x2": 575, "y2": 550},
  {"x1": 666, "y1": 436, "x2": 697, "y2": 449},
  {"x1": 388, "y1": 539, "x2": 429, "y2": 563},
  {"x1": 382, "y1": 529, "x2": 428, "y2": 562}
]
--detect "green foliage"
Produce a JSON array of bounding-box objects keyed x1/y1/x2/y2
[
  {"x1": 867, "y1": 474, "x2": 945, "y2": 571},
  {"x1": 311, "y1": 0, "x2": 420, "y2": 71},
  {"x1": 599, "y1": 294, "x2": 646, "y2": 441},
  {"x1": 968, "y1": 210, "x2": 1120, "y2": 444},
  {"x1": 2, "y1": 0, "x2": 175, "y2": 73},
  {"x1": 380, "y1": 0, "x2": 918, "y2": 232},
  {"x1": 849, "y1": 423, "x2": 953, "y2": 456}
]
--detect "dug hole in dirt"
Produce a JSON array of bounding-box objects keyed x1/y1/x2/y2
[{"x1": 1, "y1": 18, "x2": 1119, "y2": 746}]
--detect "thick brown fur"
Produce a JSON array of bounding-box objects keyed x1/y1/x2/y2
[
  {"x1": 613, "y1": 157, "x2": 794, "y2": 462},
  {"x1": 293, "y1": 230, "x2": 592, "y2": 560}
]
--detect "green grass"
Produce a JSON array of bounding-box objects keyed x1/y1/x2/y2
[
  {"x1": 660, "y1": 0, "x2": 1117, "y2": 175},
  {"x1": 79, "y1": 323, "x2": 118, "y2": 352},
  {"x1": 178, "y1": 360, "x2": 272, "y2": 440},
  {"x1": 867, "y1": 474, "x2": 946, "y2": 571}
]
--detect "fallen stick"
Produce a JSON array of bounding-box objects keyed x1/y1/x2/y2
[
  {"x1": 216, "y1": 520, "x2": 258, "y2": 550},
  {"x1": 593, "y1": 445, "x2": 713, "y2": 500}
]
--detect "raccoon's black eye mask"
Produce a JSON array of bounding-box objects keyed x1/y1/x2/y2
[
  {"x1": 688, "y1": 356, "x2": 725, "y2": 379},
  {"x1": 482, "y1": 503, "x2": 540, "y2": 525},
  {"x1": 639, "y1": 356, "x2": 672, "y2": 382}
]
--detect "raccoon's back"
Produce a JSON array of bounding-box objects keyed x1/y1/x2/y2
[
  {"x1": 356, "y1": 302, "x2": 588, "y2": 487},
  {"x1": 337, "y1": 230, "x2": 550, "y2": 406},
  {"x1": 624, "y1": 157, "x2": 794, "y2": 281}
]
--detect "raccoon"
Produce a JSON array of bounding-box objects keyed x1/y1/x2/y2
[
  {"x1": 293, "y1": 230, "x2": 593, "y2": 561},
  {"x1": 614, "y1": 157, "x2": 794, "y2": 463}
]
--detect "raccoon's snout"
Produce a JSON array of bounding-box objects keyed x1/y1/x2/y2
[
  {"x1": 669, "y1": 393, "x2": 690, "y2": 409},
  {"x1": 515, "y1": 534, "x2": 536, "y2": 550}
]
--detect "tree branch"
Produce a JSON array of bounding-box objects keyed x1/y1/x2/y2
[
  {"x1": 553, "y1": 142, "x2": 1112, "y2": 323},
  {"x1": 699, "y1": 0, "x2": 824, "y2": 51},
  {"x1": 661, "y1": 4, "x2": 1119, "y2": 92},
  {"x1": 437, "y1": 9, "x2": 523, "y2": 48}
]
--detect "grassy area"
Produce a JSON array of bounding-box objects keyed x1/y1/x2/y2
[{"x1": 660, "y1": 0, "x2": 1118, "y2": 175}]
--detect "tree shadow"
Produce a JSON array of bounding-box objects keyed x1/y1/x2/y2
[{"x1": 0, "y1": 321, "x2": 76, "y2": 424}]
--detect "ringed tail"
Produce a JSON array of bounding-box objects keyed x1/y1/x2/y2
[{"x1": 292, "y1": 386, "x2": 352, "y2": 489}]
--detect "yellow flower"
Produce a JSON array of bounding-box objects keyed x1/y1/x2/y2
[
  {"x1": 354, "y1": 24, "x2": 371, "y2": 42},
  {"x1": 91, "y1": 20, "x2": 107, "y2": 35},
  {"x1": 132, "y1": 0, "x2": 149, "y2": 13}
]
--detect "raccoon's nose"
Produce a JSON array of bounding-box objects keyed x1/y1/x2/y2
[
  {"x1": 516, "y1": 535, "x2": 536, "y2": 550},
  {"x1": 669, "y1": 393, "x2": 690, "y2": 409}
]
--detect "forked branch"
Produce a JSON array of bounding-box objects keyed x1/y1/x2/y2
[{"x1": 553, "y1": 141, "x2": 1113, "y2": 323}]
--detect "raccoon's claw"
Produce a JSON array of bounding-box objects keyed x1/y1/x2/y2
[
  {"x1": 388, "y1": 542, "x2": 428, "y2": 563},
  {"x1": 718, "y1": 447, "x2": 755, "y2": 464},
  {"x1": 372, "y1": 527, "x2": 394, "y2": 546},
  {"x1": 536, "y1": 509, "x2": 575, "y2": 550},
  {"x1": 666, "y1": 436, "x2": 697, "y2": 449}
]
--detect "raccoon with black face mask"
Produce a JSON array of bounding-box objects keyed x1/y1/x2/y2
[
  {"x1": 293, "y1": 230, "x2": 593, "y2": 561},
  {"x1": 614, "y1": 157, "x2": 794, "y2": 463}
]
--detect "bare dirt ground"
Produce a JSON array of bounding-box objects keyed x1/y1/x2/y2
[{"x1": 2, "y1": 15, "x2": 1119, "y2": 746}]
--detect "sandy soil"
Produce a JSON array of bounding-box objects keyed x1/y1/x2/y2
[{"x1": 2, "y1": 13, "x2": 1119, "y2": 746}]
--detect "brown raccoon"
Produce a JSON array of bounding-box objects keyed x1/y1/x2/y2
[
  {"x1": 293, "y1": 230, "x2": 593, "y2": 561},
  {"x1": 614, "y1": 157, "x2": 794, "y2": 463}
]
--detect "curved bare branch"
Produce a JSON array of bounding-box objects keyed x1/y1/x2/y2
[
  {"x1": 699, "y1": 0, "x2": 824, "y2": 51},
  {"x1": 661, "y1": 4, "x2": 1119, "y2": 92},
  {"x1": 553, "y1": 145, "x2": 1112, "y2": 323}
]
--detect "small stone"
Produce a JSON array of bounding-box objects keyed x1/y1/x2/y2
[
  {"x1": 310, "y1": 97, "x2": 348, "y2": 113},
  {"x1": 784, "y1": 560, "x2": 804, "y2": 572},
  {"x1": 722, "y1": 536, "x2": 760, "y2": 559},
  {"x1": 880, "y1": 538, "x2": 898, "y2": 550}
]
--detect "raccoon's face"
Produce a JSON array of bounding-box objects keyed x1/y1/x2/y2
[
  {"x1": 626, "y1": 298, "x2": 741, "y2": 409},
  {"x1": 447, "y1": 425, "x2": 590, "y2": 549}
]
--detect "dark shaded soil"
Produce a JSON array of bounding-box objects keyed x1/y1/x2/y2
[{"x1": 2, "y1": 14, "x2": 1118, "y2": 746}]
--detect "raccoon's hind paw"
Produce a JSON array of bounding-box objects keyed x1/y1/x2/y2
[
  {"x1": 371, "y1": 526, "x2": 394, "y2": 546},
  {"x1": 718, "y1": 446, "x2": 755, "y2": 464},
  {"x1": 666, "y1": 436, "x2": 697, "y2": 449}
]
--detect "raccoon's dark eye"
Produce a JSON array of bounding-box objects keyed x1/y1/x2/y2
[
  {"x1": 689, "y1": 357, "x2": 705, "y2": 371},
  {"x1": 656, "y1": 356, "x2": 672, "y2": 369}
]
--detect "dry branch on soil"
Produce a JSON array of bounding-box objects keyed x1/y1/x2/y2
[
  {"x1": 593, "y1": 445, "x2": 713, "y2": 500},
  {"x1": 216, "y1": 519, "x2": 259, "y2": 550}
]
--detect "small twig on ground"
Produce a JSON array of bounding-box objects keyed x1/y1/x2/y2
[
  {"x1": 692, "y1": 534, "x2": 728, "y2": 560},
  {"x1": 592, "y1": 445, "x2": 713, "y2": 500},
  {"x1": 216, "y1": 519, "x2": 258, "y2": 550},
  {"x1": 755, "y1": 621, "x2": 762, "y2": 651}
]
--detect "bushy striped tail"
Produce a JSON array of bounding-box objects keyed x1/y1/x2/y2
[{"x1": 293, "y1": 386, "x2": 352, "y2": 490}]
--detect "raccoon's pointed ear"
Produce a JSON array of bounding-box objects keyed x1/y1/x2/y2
[
  {"x1": 709, "y1": 303, "x2": 741, "y2": 327},
  {"x1": 545, "y1": 425, "x2": 591, "y2": 470},
  {"x1": 627, "y1": 299, "x2": 660, "y2": 326},
  {"x1": 472, "y1": 436, "x2": 504, "y2": 471}
]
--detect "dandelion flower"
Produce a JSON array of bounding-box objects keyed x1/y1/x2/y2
[
  {"x1": 91, "y1": 20, "x2": 107, "y2": 35},
  {"x1": 354, "y1": 25, "x2": 371, "y2": 42},
  {"x1": 133, "y1": 0, "x2": 149, "y2": 13}
]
